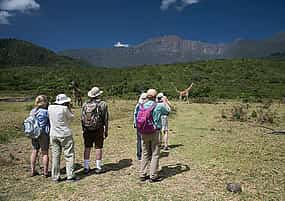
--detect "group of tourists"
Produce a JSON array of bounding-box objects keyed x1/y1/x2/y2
[
  {"x1": 28, "y1": 87, "x2": 172, "y2": 183},
  {"x1": 28, "y1": 86, "x2": 108, "y2": 182}
]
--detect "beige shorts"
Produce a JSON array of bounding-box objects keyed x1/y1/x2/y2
[{"x1": 161, "y1": 115, "x2": 168, "y2": 131}]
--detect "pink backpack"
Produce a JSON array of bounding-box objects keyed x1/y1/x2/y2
[{"x1": 136, "y1": 102, "x2": 157, "y2": 134}]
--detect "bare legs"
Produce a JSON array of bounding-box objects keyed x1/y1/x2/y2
[{"x1": 30, "y1": 149, "x2": 49, "y2": 176}]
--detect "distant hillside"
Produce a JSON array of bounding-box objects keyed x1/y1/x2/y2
[
  {"x1": 60, "y1": 33, "x2": 285, "y2": 67},
  {"x1": 0, "y1": 39, "x2": 90, "y2": 67},
  {"x1": 1, "y1": 58, "x2": 284, "y2": 100}
]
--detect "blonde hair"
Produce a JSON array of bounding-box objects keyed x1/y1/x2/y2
[{"x1": 34, "y1": 95, "x2": 48, "y2": 108}]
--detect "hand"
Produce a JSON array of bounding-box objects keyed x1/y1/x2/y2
[{"x1": 104, "y1": 131, "x2": 108, "y2": 139}]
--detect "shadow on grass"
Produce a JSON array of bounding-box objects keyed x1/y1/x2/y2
[
  {"x1": 168, "y1": 144, "x2": 184, "y2": 149},
  {"x1": 60, "y1": 163, "x2": 83, "y2": 174},
  {"x1": 103, "y1": 158, "x2": 132, "y2": 172},
  {"x1": 160, "y1": 151, "x2": 169, "y2": 158},
  {"x1": 159, "y1": 163, "x2": 190, "y2": 180},
  {"x1": 76, "y1": 159, "x2": 133, "y2": 179}
]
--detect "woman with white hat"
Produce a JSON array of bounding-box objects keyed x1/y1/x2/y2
[{"x1": 48, "y1": 94, "x2": 79, "y2": 182}]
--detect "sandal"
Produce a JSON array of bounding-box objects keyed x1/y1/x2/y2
[{"x1": 30, "y1": 171, "x2": 39, "y2": 177}]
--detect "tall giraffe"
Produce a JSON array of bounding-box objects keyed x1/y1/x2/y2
[
  {"x1": 175, "y1": 83, "x2": 194, "y2": 102},
  {"x1": 70, "y1": 81, "x2": 83, "y2": 107}
]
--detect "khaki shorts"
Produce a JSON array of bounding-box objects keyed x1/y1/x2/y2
[
  {"x1": 161, "y1": 115, "x2": 168, "y2": 131},
  {"x1": 83, "y1": 127, "x2": 104, "y2": 149},
  {"x1": 31, "y1": 132, "x2": 49, "y2": 152}
]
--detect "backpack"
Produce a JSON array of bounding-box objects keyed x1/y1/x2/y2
[
  {"x1": 81, "y1": 101, "x2": 102, "y2": 131},
  {"x1": 136, "y1": 102, "x2": 157, "y2": 134},
  {"x1": 23, "y1": 111, "x2": 41, "y2": 139}
]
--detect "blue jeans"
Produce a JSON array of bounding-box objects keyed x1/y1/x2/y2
[{"x1": 136, "y1": 130, "x2": 142, "y2": 160}]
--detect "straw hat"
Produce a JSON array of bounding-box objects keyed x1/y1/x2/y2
[{"x1": 88, "y1": 87, "x2": 103, "y2": 98}]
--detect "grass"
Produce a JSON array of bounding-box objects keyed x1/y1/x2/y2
[{"x1": 0, "y1": 99, "x2": 285, "y2": 200}]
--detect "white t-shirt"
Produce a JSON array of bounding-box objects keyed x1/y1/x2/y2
[{"x1": 48, "y1": 105, "x2": 74, "y2": 137}]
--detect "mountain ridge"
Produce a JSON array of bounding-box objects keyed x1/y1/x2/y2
[{"x1": 60, "y1": 32, "x2": 285, "y2": 67}]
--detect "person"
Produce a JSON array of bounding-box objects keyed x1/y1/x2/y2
[
  {"x1": 156, "y1": 92, "x2": 172, "y2": 150},
  {"x1": 139, "y1": 89, "x2": 171, "y2": 182},
  {"x1": 29, "y1": 95, "x2": 50, "y2": 177},
  {"x1": 48, "y1": 94, "x2": 79, "y2": 182},
  {"x1": 133, "y1": 92, "x2": 147, "y2": 160},
  {"x1": 81, "y1": 87, "x2": 109, "y2": 174}
]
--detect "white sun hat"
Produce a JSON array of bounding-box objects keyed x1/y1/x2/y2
[{"x1": 54, "y1": 94, "x2": 71, "y2": 104}]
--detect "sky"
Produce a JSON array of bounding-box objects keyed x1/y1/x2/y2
[{"x1": 0, "y1": 0, "x2": 285, "y2": 51}]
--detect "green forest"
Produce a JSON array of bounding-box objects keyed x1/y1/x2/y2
[
  {"x1": 0, "y1": 39, "x2": 285, "y2": 101},
  {"x1": 1, "y1": 58, "x2": 285, "y2": 101}
]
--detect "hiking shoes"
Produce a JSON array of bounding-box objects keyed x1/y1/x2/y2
[
  {"x1": 30, "y1": 171, "x2": 39, "y2": 177},
  {"x1": 95, "y1": 168, "x2": 103, "y2": 174},
  {"x1": 66, "y1": 176, "x2": 80, "y2": 183},
  {"x1": 149, "y1": 177, "x2": 163, "y2": 183},
  {"x1": 163, "y1": 146, "x2": 169, "y2": 151},
  {"x1": 84, "y1": 168, "x2": 90, "y2": 175},
  {"x1": 139, "y1": 175, "x2": 150, "y2": 182}
]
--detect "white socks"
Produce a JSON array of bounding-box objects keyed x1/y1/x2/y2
[
  {"x1": 96, "y1": 160, "x2": 102, "y2": 170},
  {"x1": 84, "y1": 159, "x2": 103, "y2": 169},
  {"x1": 84, "y1": 160, "x2": 90, "y2": 169}
]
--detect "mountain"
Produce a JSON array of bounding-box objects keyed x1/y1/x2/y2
[
  {"x1": 0, "y1": 39, "x2": 89, "y2": 67},
  {"x1": 60, "y1": 33, "x2": 285, "y2": 67}
]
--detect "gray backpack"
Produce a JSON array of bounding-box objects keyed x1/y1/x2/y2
[{"x1": 81, "y1": 101, "x2": 102, "y2": 131}]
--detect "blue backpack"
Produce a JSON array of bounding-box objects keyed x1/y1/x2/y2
[{"x1": 23, "y1": 111, "x2": 41, "y2": 139}]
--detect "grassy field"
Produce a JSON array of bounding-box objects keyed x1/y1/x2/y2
[{"x1": 0, "y1": 99, "x2": 285, "y2": 201}]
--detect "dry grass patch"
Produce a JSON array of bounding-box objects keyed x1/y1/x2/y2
[{"x1": 0, "y1": 100, "x2": 285, "y2": 200}]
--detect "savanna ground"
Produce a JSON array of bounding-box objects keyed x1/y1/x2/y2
[{"x1": 0, "y1": 99, "x2": 285, "y2": 201}]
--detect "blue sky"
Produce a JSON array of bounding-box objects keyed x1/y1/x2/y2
[{"x1": 0, "y1": 0, "x2": 285, "y2": 51}]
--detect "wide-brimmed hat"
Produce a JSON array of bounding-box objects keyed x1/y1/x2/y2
[
  {"x1": 88, "y1": 87, "x2": 103, "y2": 98},
  {"x1": 54, "y1": 94, "x2": 71, "y2": 104},
  {"x1": 138, "y1": 92, "x2": 147, "y2": 104},
  {"x1": 157, "y1": 92, "x2": 164, "y2": 99}
]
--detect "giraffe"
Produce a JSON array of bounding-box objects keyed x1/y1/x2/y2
[
  {"x1": 70, "y1": 81, "x2": 83, "y2": 107},
  {"x1": 175, "y1": 83, "x2": 194, "y2": 102}
]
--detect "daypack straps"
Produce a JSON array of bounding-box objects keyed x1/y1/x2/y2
[{"x1": 140, "y1": 101, "x2": 157, "y2": 111}]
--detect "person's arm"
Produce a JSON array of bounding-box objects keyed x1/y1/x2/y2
[
  {"x1": 102, "y1": 102, "x2": 109, "y2": 138},
  {"x1": 160, "y1": 102, "x2": 171, "y2": 115},
  {"x1": 162, "y1": 96, "x2": 171, "y2": 112},
  {"x1": 65, "y1": 105, "x2": 74, "y2": 120},
  {"x1": 134, "y1": 104, "x2": 139, "y2": 128}
]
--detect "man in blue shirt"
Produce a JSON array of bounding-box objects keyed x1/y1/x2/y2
[{"x1": 139, "y1": 89, "x2": 171, "y2": 182}]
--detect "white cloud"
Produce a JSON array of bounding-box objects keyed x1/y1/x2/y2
[
  {"x1": 160, "y1": 0, "x2": 200, "y2": 11},
  {"x1": 160, "y1": 0, "x2": 177, "y2": 11},
  {"x1": 0, "y1": 10, "x2": 12, "y2": 24},
  {"x1": 0, "y1": 0, "x2": 40, "y2": 12},
  {"x1": 0, "y1": 0, "x2": 40, "y2": 25}
]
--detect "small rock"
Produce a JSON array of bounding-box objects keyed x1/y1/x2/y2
[{"x1": 226, "y1": 183, "x2": 242, "y2": 193}]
